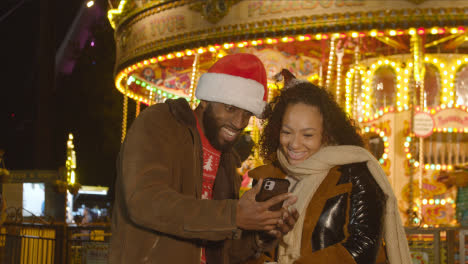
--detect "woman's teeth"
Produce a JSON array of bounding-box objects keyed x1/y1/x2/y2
[{"x1": 288, "y1": 150, "x2": 306, "y2": 160}]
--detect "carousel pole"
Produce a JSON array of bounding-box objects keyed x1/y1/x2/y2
[
  {"x1": 189, "y1": 53, "x2": 200, "y2": 109},
  {"x1": 318, "y1": 63, "x2": 323, "y2": 87},
  {"x1": 408, "y1": 32, "x2": 425, "y2": 225},
  {"x1": 121, "y1": 86, "x2": 128, "y2": 143},
  {"x1": 353, "y1": 45, "x2": 361, "y2": 118},
  {"x1": 325, "y1": 35, "x2": 337, "y2": 90},
  {"x1": 335, "y1": 47, "x2": 344, "y2": 105},
  {"x1": 135, "y1": 101, "x2": 140, "y2": 117}
]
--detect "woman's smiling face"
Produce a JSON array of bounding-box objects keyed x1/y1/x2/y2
[{"x1": 279, "y1": 103, "x2": 324, "y2": 165}]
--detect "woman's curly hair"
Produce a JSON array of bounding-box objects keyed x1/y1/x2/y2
[{"x1": 259, "y1": 81, "x2": 364, "y2": 161}]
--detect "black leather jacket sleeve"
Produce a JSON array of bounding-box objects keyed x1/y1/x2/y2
[{"x1": 341, "y1": 162, "x2": 387, "y2": 264}]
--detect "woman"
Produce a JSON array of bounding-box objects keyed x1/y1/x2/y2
[{"x1": 248, "y1": 70, "x2": 411, "y2": 264}]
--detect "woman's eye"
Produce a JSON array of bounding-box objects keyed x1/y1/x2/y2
[
  {"x1": 280, "y1": 130, "x2": 290, "y2": 134},
  {"x1": 304, "y1": 134, "x2": 313, "y2": 137}
]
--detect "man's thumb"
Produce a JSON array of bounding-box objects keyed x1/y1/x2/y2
[{"x1": 253, "y1": 178, "x2": 263, "y2": 194}]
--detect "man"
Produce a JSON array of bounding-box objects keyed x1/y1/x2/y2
[{"x1": 109, "y1": 53, "x2": 298, "y2": 263}]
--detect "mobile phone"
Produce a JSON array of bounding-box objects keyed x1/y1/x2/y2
[{"x1": 255, "y1": 178, "x2": 290, "y2": 211}]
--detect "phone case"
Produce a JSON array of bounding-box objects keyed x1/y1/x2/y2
[{"x1": 255, "y1": 178, "x2": 290, "y2": 211}]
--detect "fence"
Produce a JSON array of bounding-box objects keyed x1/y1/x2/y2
[
  {"x1": 3, "y1": 223, "x2": 468, "y2": 263},
  {"x1": 0, "y1": 222, "x2": 110, "y2": 264}
]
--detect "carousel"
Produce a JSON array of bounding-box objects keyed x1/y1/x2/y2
[{"x1": 107, "y1": 0, "x2": 468, "y2": 234}]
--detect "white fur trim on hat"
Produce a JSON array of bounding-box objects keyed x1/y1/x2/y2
[{"x1": 195, "y1": 73, "x2": 266, "y2": 117}]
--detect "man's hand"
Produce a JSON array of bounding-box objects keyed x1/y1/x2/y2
[
  {"x1": 267, "y1": 197, "x2": 299, "y2": 238},
  {"x1": 236, "y1": 179, "x2": 293, "y2": 231}
]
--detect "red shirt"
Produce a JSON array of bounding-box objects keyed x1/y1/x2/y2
[{"x1": 194, "y1": 113, "x2": 221, "y2": 263}]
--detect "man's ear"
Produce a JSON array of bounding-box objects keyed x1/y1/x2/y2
[
  {"x1": 199, "y1": 100, "x2": 208, "y2": 109},
  {"x1": 194, "y1": 100, "x2": 209, "y2": 118}
]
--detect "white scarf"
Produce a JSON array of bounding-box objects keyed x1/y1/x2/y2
[{"x1": 276, "y1": 145, "x2": 411, "y2": 264}]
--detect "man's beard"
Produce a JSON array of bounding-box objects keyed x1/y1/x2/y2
[{"x1": 203, "y1": 103, "x2": 237, "y2": 152}]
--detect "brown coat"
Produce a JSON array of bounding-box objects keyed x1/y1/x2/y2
[
  {"x1": 109, "y1": 99, "x2": 261, "y2": 264},
  {"x1": 247, "y1": 163, "x2": 387, "y2": 264}
]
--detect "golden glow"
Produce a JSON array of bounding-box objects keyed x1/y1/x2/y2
[{"x1": 107, "y1": 0, "x2": 127, "y2": 28}]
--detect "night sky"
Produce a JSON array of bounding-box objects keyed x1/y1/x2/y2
[{"x1": 0, "y1": 0, "x2": 121, "y2": 188}]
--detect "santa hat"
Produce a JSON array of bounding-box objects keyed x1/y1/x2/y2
[{"x1": 195, "y1": 53, "x2": 268, "y2": 117}]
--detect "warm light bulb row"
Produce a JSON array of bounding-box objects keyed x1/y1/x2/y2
[
  {"x1": 404, "y1": 135, "x2": 457, "y2": 171},
  {"x1": 113, "y1": 27, "x2": 467, "y2": 103},
  {"x1": 125, "y1": 75, "x2": 189, "y2": 104},
  {"x1": 361, "y1": 126, "x2": 389, "y2": 164},
  {"x1": 345, "y1": 66, "x2": 365, "y2": 115},
  {"x1": 350, "y1": 54, "x2": 468, "y2": 121},
  {"x1": 335, "y1": 49, "x2": 344, "y2": 102},
  {"x1": 423, "y1": 55, "x2": 468, "y2": 105},
  {"x1": 325, "y1": 36, "x2": 336, "y2": 89},
  {"x1": 421, "y1": 198, "x2": 454, "y2": 205}
]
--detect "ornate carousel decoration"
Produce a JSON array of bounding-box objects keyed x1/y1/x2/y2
[{"x1": 107, "y1": 0, "x2": 468, "y2": 228}]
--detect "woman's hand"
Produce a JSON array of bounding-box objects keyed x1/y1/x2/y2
[{"x1": 268, "y1": 196, "x2": 299, "y2": 238}]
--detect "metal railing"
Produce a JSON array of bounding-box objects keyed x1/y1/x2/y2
[
  {"x1": 0, "y1": 222, "x2": 110, "y2": 264},
  {"x1": 3, "y1": 222, "x2": 468, "y2": 263}
]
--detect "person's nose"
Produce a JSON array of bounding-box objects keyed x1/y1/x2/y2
[{"x1": 289, "y1": 134, "x2": 301, "y2": 149}]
